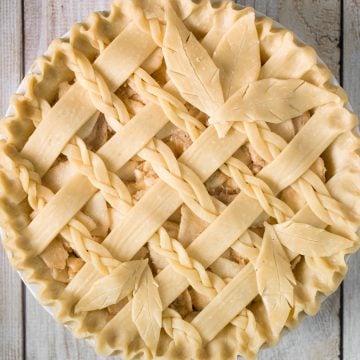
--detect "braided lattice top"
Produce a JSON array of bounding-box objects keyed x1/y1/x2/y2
[{"x1": 0, "y1": 1, "x2": 359, "y2": 359}]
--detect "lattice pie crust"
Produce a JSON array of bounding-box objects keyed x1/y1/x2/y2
[{"x1": 0, "y1": 1, "x2": 359, "y2": 359}]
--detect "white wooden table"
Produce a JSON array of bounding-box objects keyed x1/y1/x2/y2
[{"x1": 0, "y1": 1, "x2": 359, "y2": 359}]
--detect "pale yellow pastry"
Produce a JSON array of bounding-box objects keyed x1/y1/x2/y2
[{"x1": 0, "y1": 0, "x2": 359, "y2": 359}]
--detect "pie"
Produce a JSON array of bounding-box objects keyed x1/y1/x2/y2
[{"x1": 0, "y1": 0, "x2": 359, "y2": 359}]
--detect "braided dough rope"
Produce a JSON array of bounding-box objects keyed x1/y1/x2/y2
[
  {"x1": 150, "y1": 228, "x2": 266, "y2": 353},
  {"x1": 231, "y1": 308, "x2": 265, "y2": 357},
  {"x1": 120, "y1": 0, "x2": 166, "y2": 48},
  {"x1": 138, "y1": 139, "x2": 217, "y2": 223},
  {"x1": 131, "y1": 68, "x2": 205, "y2": 140},
  {"x1": 149, "y1": 228, "x2": 225, "y2": 299},
  {"x1": 162, "y1": 308, "x2": 202, "y2": 348},
  {"x1": 234, "y1": 120, "x2": 358, "y2": 239},
  {"x1": 63, "y1": 138, "x2": 133, "y2": 214},
  {"x1": 131, "y1": 67, "x2": 295, "y2": 223},
  {"x1": 0, "y1": 143, "x2": 121, "y2": 274},
  {"x1": 55, "y1": 40, "x2": 130, "y2": 131},
  {"x1": 220, "y1": 158, "x2": 294, "y2": 223}
]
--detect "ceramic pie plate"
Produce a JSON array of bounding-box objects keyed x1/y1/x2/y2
[{"x1": 0, "y1": 2, "x2": 358, "y2": 359}]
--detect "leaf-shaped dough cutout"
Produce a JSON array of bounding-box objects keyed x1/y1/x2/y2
[
  {"x1": 209, "y1": 79, "x2": 341, "y2": 126},
  {"x1": 132, "y1": 265, "x2": 162, "y2": 356},
  {"x1": 163, "y1": 4, "x2": 224, "y2": 116},
  {"x1": 75, "y1": 260, "x2": 147, "y2": 313},
  {"x1": 255, "y1": 224, "x2": 296, "y2": 336},
  {"x1": 213, "y1": 8, "x2": 260, "y2": 100},
  {"x1": 274, "y1": 221, "x2": 353, "y2": 257},
  {"x1": 211, "y1": 8, "x2": 260, "y2": 138}
]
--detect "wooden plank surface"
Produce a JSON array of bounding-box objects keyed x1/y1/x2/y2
[
  {"x1": 0, "y1": 0, "x2": 357, "y2": 359},
  {"x1": 23, "y1": 1, "x2": 112, "y2": 359},
  {"x1": 342, "y1": 1, "x2": 360, "y2": 360},
  {"x1": 0, "y1": 1, "x2": 24, "y2": 359}
]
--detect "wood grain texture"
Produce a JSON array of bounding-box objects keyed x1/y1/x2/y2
[
  {"x1": 278, "y1": 0, "x2": 341, "y2": 78},
  {"x1": 23, "y1": 0, "x2": 112, "y2": 70},
  {"x1": 26, "y1": 295, "x2": 110, "y2": 360},
  {"x1": 235, "y1": 0, "x2": 278, "y2": 19},
  {"x1": 342, "y1": 1, "x2": 360, "y2": 359},
  {"x1": 23, "y1": 1, "x2": 113, "y2": 359},
  {"x1": 0, "y1": 1, "x2": 24, "y2": 359},
  {"x1": 0, "y1": 0, "x2": 356, "y2": 359}
]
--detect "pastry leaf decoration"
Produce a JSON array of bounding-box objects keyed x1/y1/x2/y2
[
  {"x1": 74, "y1": 260, "x2": 148, "y2": 313},
  {"x1": 162, "y1": 3, "x2": 224, "y2": 116},
  {"x1": 274, "y1": 221, "x2": 354, "y2": 257},
  {"x1": 213, "y1": 8, "x2": 260, "y2": 100},
  {"x1": 255, "y1": 223, "x2": 296, "y2": 336},
  {"x1": 209, "y1": 79, "x2": 341, "y2": 127},
  {"x1": 211, "y1": 8, "x2": 260, "y2": 138},
  {"x1": 132, "y1": 265, "x2": 163, "y2": 356}
]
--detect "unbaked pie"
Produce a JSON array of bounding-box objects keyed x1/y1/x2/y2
[{"x1": 1, "y1": 0, "x2": 359, "y2": 359}]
